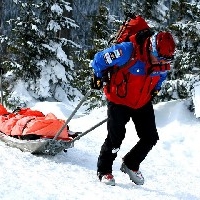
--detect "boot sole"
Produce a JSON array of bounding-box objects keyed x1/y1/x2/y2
[
  {"x1": 101, "y1": 179, "x2": 115, "y2": 186},
  {"x1": 120, "y1": 163, "x2": 144, "y2": 185}
]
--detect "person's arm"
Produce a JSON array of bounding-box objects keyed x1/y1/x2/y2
[
  {"x1": 91, "y1": 42, "x2": 134, "y2": 78},
  {"x1": 151, "y1": 71, "x2": 168, "y2": 98}
]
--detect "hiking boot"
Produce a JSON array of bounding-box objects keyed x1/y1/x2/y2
[
  {"x1": 120, "y1": 162, "x2": 144, "y2": 185},
  {"x1": 98, "y1": 173, "x2": 115, "y2": 186}
]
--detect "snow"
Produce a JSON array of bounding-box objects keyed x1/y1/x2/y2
[
  {"x1": 1, "y1": 1, "x2": 200, "y2": 199},
  {"x1": 193, "y1": 81, "x2": 200, "y2": 117},
  {"x1": 0, "y1": 98, "x2": 200, "y2": 200}
]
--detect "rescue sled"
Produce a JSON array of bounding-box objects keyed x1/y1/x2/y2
[
  {"x1": 0, "y1": 90, "x2": 107, "y2": 156},
  {"x1": 0, "y1": 118, "x2": 107, "y2": 155},
  {"x1": 0, "y1": 132, "x2": 74, "y2": 155}
]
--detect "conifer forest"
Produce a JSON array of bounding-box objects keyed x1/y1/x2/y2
[{"x1": 0, "y1": 0, "x2": 199, "y2": 112}]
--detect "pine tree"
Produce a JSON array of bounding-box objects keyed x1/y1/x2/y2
[
  {"x1": 73, "y1": 0, "x2": 115, "y2": 110},
  {"x1": 1, "y1": 0, "x2": 78, "y2": 108},
  {"x1": 159, "y1": 0, "x2": 200, "y2": 108},
  {"x1": 121, "y1": 0, "x2": 160, "y2": 22}
]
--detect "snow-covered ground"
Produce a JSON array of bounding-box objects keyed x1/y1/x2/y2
[
  {"x1": 0, "y1": 99, "x2": 200, "y2": 200},
  {"x1": 193, "y1": 81, "x2": 200, "y2": 118}
]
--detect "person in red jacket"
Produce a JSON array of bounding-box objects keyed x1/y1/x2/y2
[{"x1": 91, "y1": 31, "x2": 175, "y2": 186}]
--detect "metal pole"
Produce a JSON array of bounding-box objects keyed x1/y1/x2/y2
[
  {"x1": 71, "y1": 118, "x2": 108, "y2": 143},
  {"x1": 53, "y1": 90, "x2": 92, "y2": 140}
]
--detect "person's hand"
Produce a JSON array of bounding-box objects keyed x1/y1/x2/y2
[
  {"x1": 151, "y1": 89, "x2": 160, "y2": 99},
  {"x1": 91, "y1": 74, "x2": 103, "y2": 90}
]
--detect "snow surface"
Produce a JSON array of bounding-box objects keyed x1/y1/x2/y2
[
  {"x1": 0, "y1": 99, "x2": 200, "y2": 200},
  {"x1": 1, "y1": 2, "x2": 200, "y2": 199},
  {"x1": 193, "y1": 81, "x2": 200, "y2": 117}
]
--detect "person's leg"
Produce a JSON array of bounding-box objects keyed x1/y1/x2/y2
[
  {"x1": 123, "y1": 101, "x2": 159, "y2": 170},
  {"x1": 97, "y1": 101, "x2": 130, "y2": 174}
]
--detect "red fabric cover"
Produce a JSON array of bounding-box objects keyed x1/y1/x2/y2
[
  {"x1": 17, "y1": 108, "x2": 45, "y2": 117},
  {"x1": 0, "y1": 104, "x2": 9, "y2": 115},
  {"x1": 0, "y1": 106, "x2": 70, "y2": 140}
]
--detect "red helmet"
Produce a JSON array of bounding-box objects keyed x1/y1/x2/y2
[{"x1": 150, "y1": 31, "x2": 175, "y2": 60}]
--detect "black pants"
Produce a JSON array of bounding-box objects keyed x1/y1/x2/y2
[{"x1": 97, "y1": 101, "x2": 159, "y2": 174}]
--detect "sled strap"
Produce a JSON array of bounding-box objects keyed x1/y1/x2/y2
[{"x1": 53, "y1": 90, "x2": 92, "y2": 141}]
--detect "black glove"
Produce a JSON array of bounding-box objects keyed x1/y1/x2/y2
[
  {"x1": 151, "y1": 89, "x2": 160, "y2": 99},
  {"x1": 0, "y1": 67, "x2": 5, "y2": 75},
  {"x1": 91, "y1": 74, "x2": 103, "y2": 90}
]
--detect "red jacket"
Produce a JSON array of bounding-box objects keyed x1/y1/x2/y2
[{"x1": 91, "y1": 36, "x2": 170, "y2": 109}]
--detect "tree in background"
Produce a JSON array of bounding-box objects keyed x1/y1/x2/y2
[
  {"x1": 159, "y1": 0, "x2": 200, "y2": 111},
  {"x1": 122, "y1": 0, "x2": 200, "y2": 111},
  {"x1": 0, "y1": 0, "x2": 78, "y2": 109},
  {"x1": 72, "y1": 0, "x2": 116, "y2": 110},
  {"x1": 1, "y1": 0, "x2": 199, "y2": 114}
]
